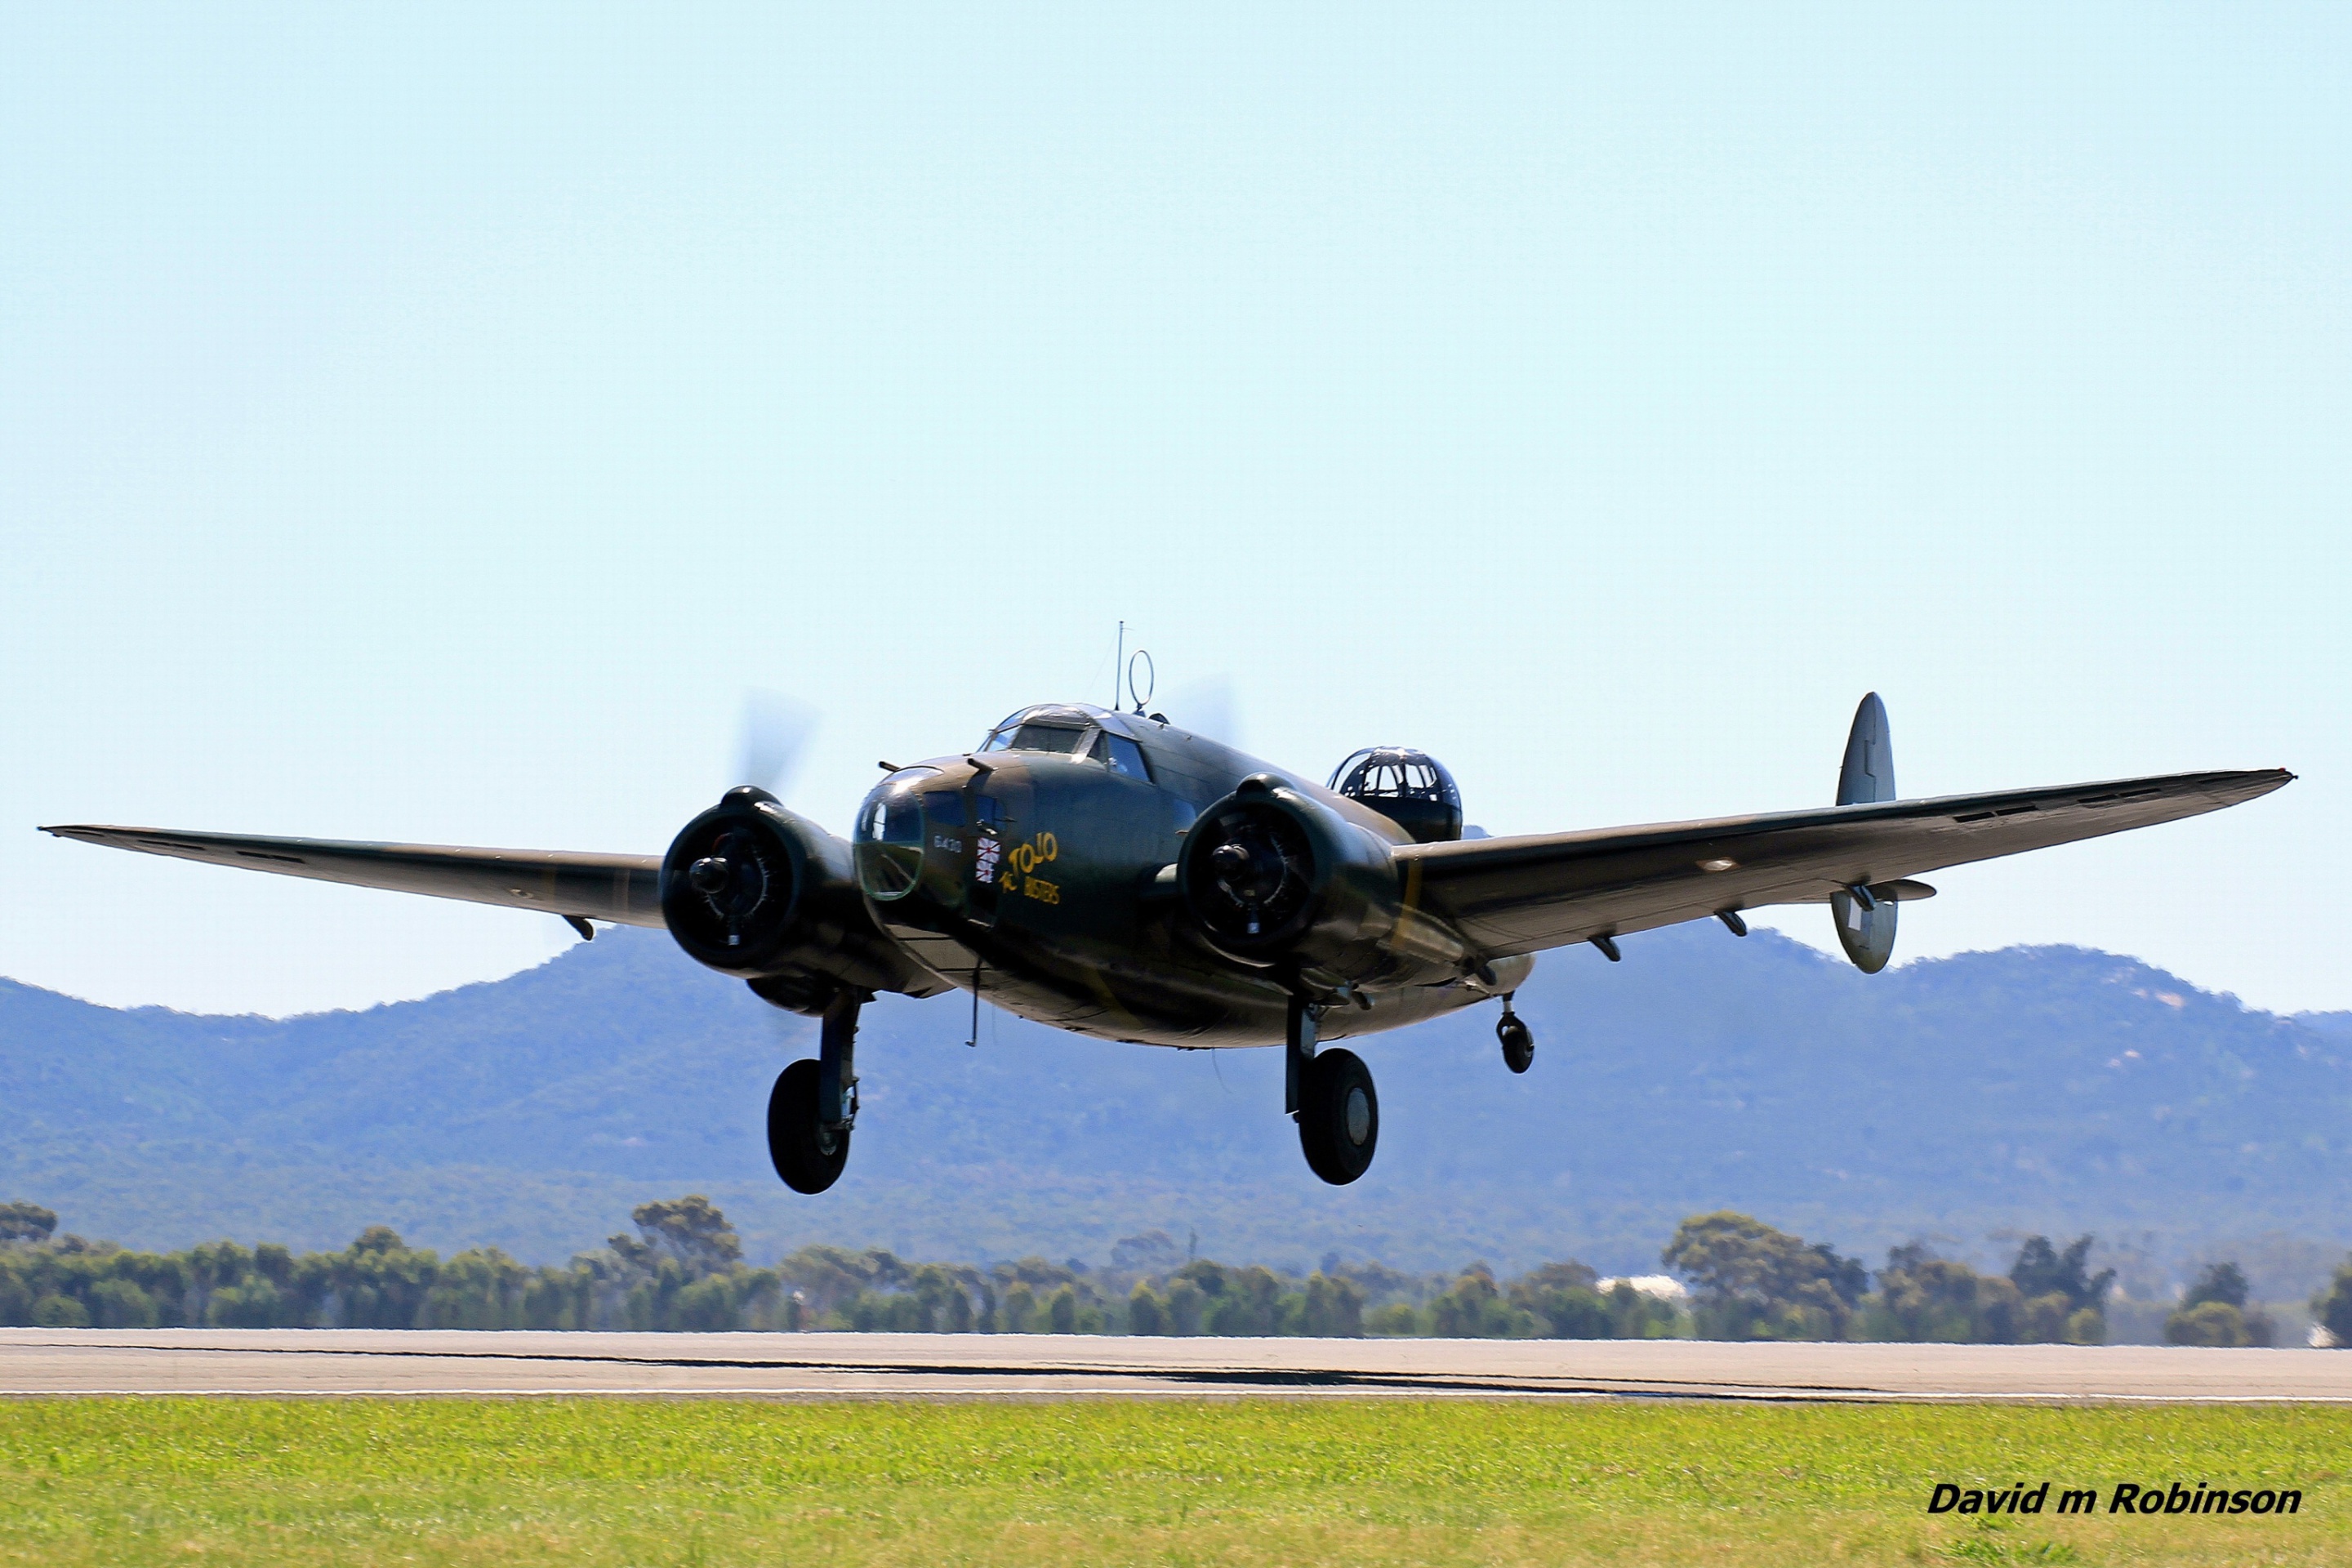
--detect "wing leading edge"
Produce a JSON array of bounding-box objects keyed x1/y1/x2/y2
[
  {"x1": 1395, "y1": 768, "x2": 2292, "y2": 960},
  {"x1": 42, "y1": 767, "x2": 2292, "y2": 956},
  {"x1": 38, "y1": 825, "x2": 666, "y2": 929}
]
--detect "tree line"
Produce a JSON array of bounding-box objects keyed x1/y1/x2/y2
[{"x1": 1, "y1": 1197, "x2": 2336, "y2": 1345}]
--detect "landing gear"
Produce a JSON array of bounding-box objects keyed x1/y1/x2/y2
[
  {"x1": 1298, "y1": 1049, "x2": 1379, "y2": 1184},
  {"x1": 767, "y1": 1059, "x2": 849, "y2": 1193},
  {"x1": 1288, "y1": 993, "x2": 1378, "y2": 1183},
  {"x1": 1497, "y1": 996, "x2": 1535, "y2": 1075},
  {"x1": 767, "y1": 994, "x2": 860, "y2": 1194}
]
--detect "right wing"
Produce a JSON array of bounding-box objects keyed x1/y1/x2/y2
[
  {"x1": 1396, "y1": 768, "x2": 2292, "y2": 960},
  {"x1": 39, "y1": 824, "x2": 666, "y2": 928}
]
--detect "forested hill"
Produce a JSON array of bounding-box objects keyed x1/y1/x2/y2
[{"x1": 5, "y1": 925, "x2": 2348, "y2": 1284}]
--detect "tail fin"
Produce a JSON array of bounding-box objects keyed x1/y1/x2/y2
[
  {"x1": 1832, "y1": 693, "x2": 1898, "y2": 972},
  {"x1": 1838, "y1": 691, "x2": 1894, "y2": 805}
]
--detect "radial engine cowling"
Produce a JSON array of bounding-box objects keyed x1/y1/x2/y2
[
  {"x1": 1178, "y1": 773, "x2": 1428, "y2": 981},
  {"x1": 662, "y1": 786, "x2": 907, "y2": 1013}
]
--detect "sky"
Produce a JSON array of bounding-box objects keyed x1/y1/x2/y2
[{"x1": 3, "y1": 4, "x2": 2346, "y2": 1018}]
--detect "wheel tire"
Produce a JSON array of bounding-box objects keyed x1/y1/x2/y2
[
  {"x1": 767, "y1": 1058, "x2": 849, "y2": 1194},
  {"x1": 1297, "y1": 1047, "x2": 1379, "y2": 1185},
  {"x1": 1498, "y1": 1017, "x2": 1535, "y2": 1075}
]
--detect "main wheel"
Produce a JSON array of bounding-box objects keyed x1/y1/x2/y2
[
  {"x1": 767, "y1": 1058, "x2": 850, "y2": 1194},
  {"x1": 1297, "y1": 1047, "x2": 1379, "y2": 1185},
  {"x1": 1498, "y1": 1014, "x2": 1535, "y2": 1074}
]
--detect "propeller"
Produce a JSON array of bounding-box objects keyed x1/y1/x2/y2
[
  {"x1": 732, "y1": 688, "x2": 817, "y2": 797},
  {"x1": 629, "y1": 688, "x2": 818, "y2": 952},
  {"x1": 1191, "y1": 804, "x2": 1314, "y2": 941},
  {"x1": 664, "y1": 689, "x2": 829, "y2": 973},
  {"x1": 1167, "y1": 675, "x2": 1243, "y2": 749}
]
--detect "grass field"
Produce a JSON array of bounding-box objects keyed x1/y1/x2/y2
[{"x1": 1, "y1": 1398, "x2": 2343, "y2": 1566}]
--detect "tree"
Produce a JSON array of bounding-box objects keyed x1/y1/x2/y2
[
  {"x1": 905, "y1": 1263, "x2": 982, "y2": 1333},
  {"x1": 207, "y1": 1276, "x2": 289, "y2": 1328},
  {"x1": 87, "y1": 1276, "x2": 159, "y2": 1330},
  {"x1": 334, "y1": 1227, "x2": 440, "y2": 1329},
  {"x1": 1518, "y1": 1260, "x2": 1601, "y2": 1293},
  {"x1": 986, "y1": 1256, "x2": 1102, "y2": 1333},
  {"x1": 1110, "y1": 1231, "x2": 1183, "y2": 1273},
  {"x1": 1868, "y1": 1245, "x2": 2024, "y2": 1343},
  {"x1": 999, "y1": 1281, "x2": 1038, "y2": 1332},
  {"x1": 2166, "y1": 1300, "x2": 2268, "y2": 1347},
  {"x1": 2007, "y1": 1235, "x2": 2113, "y2": 1344},
  {"x1": 2167, "y1": 1261, "x2": 2272, "y2": 1347},
  {"x1": 1603, "y1": 1281, "x2": 1686, "y2": 1340},
  {"x1": 1428, "y1": 1266, "x2": 1536, "y2": 1338},
  {"x1": 421, "y1": 1248, "x2": 532, "y2": 1330},
  {"x1": 2182, "y1": 1262, "x2": 2249, "y2": 1310},
  {"x1": 1661, "y1": 1212, "x2": 1866, "y2": 1339},
  {"x1": 1508, "y1": 1261, "x2": 1615, "y2": 1339},
  {"x1": 32, "y1": 1294, "x2": 88, "y2": 1327},
  {"x1": 670, "y1": 1274, "x2": 741, "y2": 1332},
  {"x1": 627, "y1": 1196, "x2": 742, "y2": 1276},
  {"x1": 1294, "y1": 1272, "x2": 1365, "y2": 1338},
  {"x1": 776, "y1": 1245, "x2": 904, "y2": 1320},
  {"x1": 2008, "y1": 1236, "x2": 2113, "y2": 1313},
  {"x1": 1200, "y1": 1265, "x2": 1283, "y2": 1335},
  {"x1": 1162, "y1": 1277, "x2": 1206, "y2": 1335},
  {"x1": 0, "y1": 1202, "x2": 58, "y2": 1245},
  {"x1": 2313, "y1": 1258, "x2": 2352, "y2": 1348}
]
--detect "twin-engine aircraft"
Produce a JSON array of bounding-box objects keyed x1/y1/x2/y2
[{"x1": 46, "y1": 695, "x2": 2288, "y2": 1192}]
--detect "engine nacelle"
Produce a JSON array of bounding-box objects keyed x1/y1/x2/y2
[
  {"x1": 1179, "y1": 773, "x2": 1463, "y2": 984},
  {"x1": 662, "y1": 786, "x2": 918, "y2": 1013}
]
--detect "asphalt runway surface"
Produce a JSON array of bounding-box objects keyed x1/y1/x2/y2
[{"x1": 6, "y1": 1329, "x2": 2350, "y2": 1401}]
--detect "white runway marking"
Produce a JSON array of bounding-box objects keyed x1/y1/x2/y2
[{"x1": 5, "y1": 1330, "x2": 2350, "y2": 1401}]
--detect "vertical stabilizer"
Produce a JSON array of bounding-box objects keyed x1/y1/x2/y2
[
  {"x1": 1832, "y1": 693, "x2": 1898, "y2": 972},
  {"x1": 1838, "y1": 691, "x2": 1894, "y2": 805}
]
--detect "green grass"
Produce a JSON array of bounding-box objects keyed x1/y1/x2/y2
[{"x1": 1, "y1": 1398, "x2": 2344, "y2": 1566}]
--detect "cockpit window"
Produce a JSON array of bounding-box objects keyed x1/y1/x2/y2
[
  {"x1": 1331, "y1": 749, "x2": 1459, "y2": 804},
  {"x1": 978, "y1": 720, "x2": 1147, "y2": 777},
  {"x1": 1328, "y1": 746, "x2": 1463, "y2": 844},
  {"x1": 979, "y1": 703, "x2": 1108, "y2": 753},
  {"x1": 981, "y1": 722, "x2": 1089, "y2": 754},
  {"x1": 1099, "y1": 733, "x2": 1151, "y2": 780}
]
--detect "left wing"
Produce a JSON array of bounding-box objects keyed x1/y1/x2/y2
[
  {"x1": 39, "y1": 825, "x2": 666, "y2": 928},
  {"x1": 1395, "y1": 768, "x2": 2291, "y2": 960}
]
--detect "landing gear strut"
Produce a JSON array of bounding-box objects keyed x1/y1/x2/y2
[
  {"x1": 1497, "y1": 994, "x2": 1535, "y2": 1075},
  {"x1": 1289, "y1": 996, "x2": 1379, "y2": 1184},
  {"x1": 768, "y1": 993, "x2": 860, "y2": 1193}
]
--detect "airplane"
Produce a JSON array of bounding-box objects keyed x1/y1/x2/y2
[{"x1": 42, "y1": 693, "x2": 2290, "y2": 1193}]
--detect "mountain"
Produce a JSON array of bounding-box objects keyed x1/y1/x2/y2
[{"x1": 5, "y1": 926, "x2": 2349, "y2": 1291}]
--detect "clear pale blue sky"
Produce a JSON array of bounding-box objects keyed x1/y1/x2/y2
[{"x1": 4, "y1": 5, "x2": 2345, "y2": 1017}]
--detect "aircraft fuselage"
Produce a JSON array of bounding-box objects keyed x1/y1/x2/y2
[{"x1": 851, "y1": 707, "x2": 1527, "y2": 1048}]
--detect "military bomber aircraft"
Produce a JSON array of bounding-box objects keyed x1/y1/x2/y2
[{"x1": 44, "y1": 694, "x2": 2290, "y2": 1192}]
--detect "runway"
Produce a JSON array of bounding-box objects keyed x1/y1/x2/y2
[{"x1": 5, "y1": 1329, "x2": 2350, "y2": 1401}]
